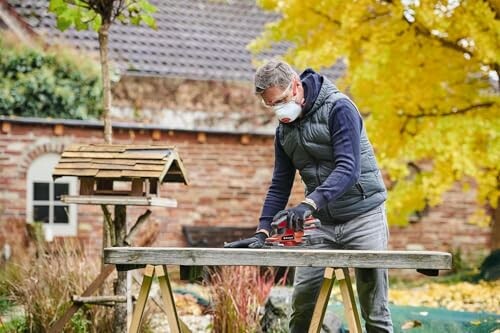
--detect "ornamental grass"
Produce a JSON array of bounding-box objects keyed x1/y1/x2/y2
[{"x1": 206, "y1": 266, "x2": 276, "y2": 333}]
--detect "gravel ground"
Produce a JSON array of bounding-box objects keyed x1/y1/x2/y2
[
  {"x1": 147, "y1": 286, "x2": 294, "y2": 332},
  {"x1": 149, "y1": 314, "x2": 213, "y2": 332}
]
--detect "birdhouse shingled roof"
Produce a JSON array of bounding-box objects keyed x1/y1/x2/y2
[{"x1": 52, "y1": 144, "x2": 188, "y2": 185}]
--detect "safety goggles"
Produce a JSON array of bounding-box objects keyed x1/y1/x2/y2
[{"x1": 261, "y1": 80, "x2": 295, "y2": 109}]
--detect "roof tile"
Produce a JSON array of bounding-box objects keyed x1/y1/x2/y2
[{"x1": 7, "y1": 0, "x2": 343, "y2": 82}]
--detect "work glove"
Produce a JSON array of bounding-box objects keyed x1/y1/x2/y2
[
  {"x1": 223, "y1": 232, "x2": 267, "y2": 248},
  {"x1": 272, "y1": 202, "x2": 315, "y2": 232}
]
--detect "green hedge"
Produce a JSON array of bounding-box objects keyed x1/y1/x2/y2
[{"x1": 0, "y1": 36, "x2": 102, "y2": 119}]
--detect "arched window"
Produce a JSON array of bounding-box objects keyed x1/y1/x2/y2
[{"x1": 26, "y1": 153, "x2": 77, "y2": 238}]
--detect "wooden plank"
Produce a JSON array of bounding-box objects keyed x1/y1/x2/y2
[
  {"x1": 335, "y1": 268, "x2": 362, "y2": 333},
  {"x1": 104, "y1": 248, "x2": 452, "y2": 270},
  {"x1": 129, "y1": 265, "x2": 155, "y2": 333},
  {"x1": 61, "y1": 195, "x2": 178, "y2": 207},
  {"x1": 72, "y1": 295, "x2": 127, "y2": 304},
  {"x1": 69, "y1": 157, "x2": 165, "y2": 165},
  {"x1": 64, "y1": 144, "x2": 84, "y2": 152},
  {"x1": 63, "y1": 145, "x2": 176, "y2": 153},
  {"x1": 56, "y1": 163, "x2": 165, "y2": 172},
  {"x1": 78, "y1": 145, "x2": 127, "y2": 152},
  {"x1": 133, "y1": 164, "x2": 165, "y2": 171},
  {"x1": 95, "y1": 170, "x2": 124, "y2": 178},
  {"x1": 126, "y1": 145, "x2": 175, "y2": 150},
  {"x1": 96, "y1": 179, "x2": 113, "y2": 191},
  {"x1": 158, "y1": 153, "x2": 189, "y2": 185},
  {"x1": 149, "y1": 179, "x2": 158, "y2": 195},
  {"x1": 94, "y1": 170, "x2": 162, "y2": 179},
  {"x1": 155, "y1": 266, "x2": 183, "y2": 333},
  {"x1": 61, "y1": 151, "x2": 169, "y2": 160},
  {"x1": 93, "y1": 190, "x2": 132, "y2": 196},
  {"x1": 48, "y1": 265, "x2": 115, "y2": 333},
  {"x1": 57, "y1": 163, "x2": 125, "y2": 170},
  {"x1": 120, "y1": 170, "x2": 162, "y2": 178},
  {"x1": 308, "y1": 268, "x2": 335, "y2": 333},
  {"x1": 57, "y1": 158, "x2": 93, "y2": 163},
  {"x1": 159, "y1": 154, "x2": 175, "y2": 181},
  {"x1": 53, "y1": 168, "x2": 98, "y2": 177},
  {"x1": 131, "y1": 179, "x2": 144, "y2": 196},
  {"x1": 148, "y1": 197, "x2": 178, "y2": 207},
  {"x1": 79, "y1": 178, "x2": 95, "y2": 195}
]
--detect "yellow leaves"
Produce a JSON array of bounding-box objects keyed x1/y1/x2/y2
[
  {"x1": 252, "y1": 0, "x2": 500, "y2": 226},
  {"x1": 389, "y1": 280, "x2": 500, "y2": 314},
  {"x1": 468, "y1": 208, "x2": 492, "y2": 228},
  {"x1": 256, "y1": 0, "x2": 279, "y2": 11},
  {"x1": 401, "y1": 320, "x2": 422, "y2": 329}
]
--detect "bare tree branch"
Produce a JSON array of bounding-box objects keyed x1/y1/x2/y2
[
  {"x1": 63, "y1": 0, "x2": 91, "y2": 10},
  {"x1": 101, "y1": 204, "x2": 114, "y2": 245},
  {"x1": 402, "y1": 102, "x2": 494, "y2": 119},
  {"x1": 362, "y1": 10, "x2": 391, "y2": 22},
  {"x1": 124, "y1": 209, "x2": 152, "y2": 245},
  {"x1": 485, "y1": 0, "x2": 500, "y2": 19},
  {"x1": 308, "y1": 7, "x2": 341, "y2": 26}
]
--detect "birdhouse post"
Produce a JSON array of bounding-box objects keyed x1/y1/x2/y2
[{"x1": 51, "y1": 143, "x2": 188, "y2": 331}]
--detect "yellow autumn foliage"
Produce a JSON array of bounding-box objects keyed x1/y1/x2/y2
[
  {"x1": 251, "y1": 0, "x2": 500, "y2": 226},
  {"x1": 389, "y1": 280, "x2": 500, "y2": 314}
]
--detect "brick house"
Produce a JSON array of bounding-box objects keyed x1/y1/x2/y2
[{"x1": 0, "y1": 0, "x2": 492, "y2": 260}]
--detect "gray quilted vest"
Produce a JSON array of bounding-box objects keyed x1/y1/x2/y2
[{"x1": 278, "y1": 79, "x2": 387, "y2": 224}]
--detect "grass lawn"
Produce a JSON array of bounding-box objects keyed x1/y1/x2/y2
[{"x1": 329, "y1": 302, "x2": 500, "y2": 333}]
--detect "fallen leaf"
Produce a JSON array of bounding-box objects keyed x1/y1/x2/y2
[{"x1": 401, "y1": 320, "x2": 422, "y2": 330}]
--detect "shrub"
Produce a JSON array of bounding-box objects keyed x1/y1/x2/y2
[
  {"x1": 0, "y1": 316, "x2": 27, "y2": 333},
  {"x1": 1, "y1": 238, "x2": 114, "y2": 332},
  {"x1": 0, "y1": 33, "x2": 102, "y2": 120},
  {"x1": 206, "y1": 266, "x2": 276, "y2": 333}
]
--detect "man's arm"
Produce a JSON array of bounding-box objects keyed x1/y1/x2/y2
[
  {"x1": 257, "y1": 128, "x2": 296, "y2": 233},
  {"x1": 307, "y1": 98, "x2": 362, "y2": 209}
]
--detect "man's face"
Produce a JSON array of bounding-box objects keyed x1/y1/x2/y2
[{"x1": 261, "y1": 77, "x2": 304, "y2": 109}]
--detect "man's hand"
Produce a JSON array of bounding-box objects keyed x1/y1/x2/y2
[
  {"x1": 272, "y1": 202, "x2": 315, "y2": 231},
  {"x1": 223, "y1": 232, "x2": 268, "y2": 248}
]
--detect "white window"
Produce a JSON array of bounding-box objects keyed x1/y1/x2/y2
[{"x1": 26, "y1": 153, "x2": 78, "y2": 239}]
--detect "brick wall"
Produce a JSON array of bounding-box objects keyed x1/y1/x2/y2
[
  {"x1": 111, "y1": 77, "x2": 274, "y2": 129},
  {"x1": 0, "y1": 120, "x2": 492, "y2": 261}
]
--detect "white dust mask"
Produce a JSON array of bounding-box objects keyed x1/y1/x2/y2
[{"x1": 273, "y1": 101, "x2": 302, "y2": 123}]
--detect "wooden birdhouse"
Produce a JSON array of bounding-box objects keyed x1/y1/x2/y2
[{"x1": 52, "y1": 144, "x2": 188, "y2": 207}]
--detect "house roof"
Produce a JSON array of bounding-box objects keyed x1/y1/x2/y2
[
  {"x1": 0, "y1": 0, "x2": 37, "y2": 42},
  {"x1": 53, "y1": 144, "x2": 189, "y2": 184},
  {"x1": 6, "y1": 0, "x2": 343, "y2": 82}
]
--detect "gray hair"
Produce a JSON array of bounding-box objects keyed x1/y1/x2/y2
[{"x1": 254, "y1": 59, "x2": 298, "y2": 94}]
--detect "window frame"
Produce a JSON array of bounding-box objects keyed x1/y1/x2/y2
[{"x1": 26, "y1": 153, "x2": 78, "y2": 238}]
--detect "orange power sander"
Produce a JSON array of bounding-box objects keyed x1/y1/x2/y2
[{"x1": 265, "y1": 215, "x2": 321, "y2": 247}]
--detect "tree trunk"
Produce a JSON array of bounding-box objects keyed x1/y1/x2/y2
[
  {"x1": 491, "y1": 197, "x2": 500, "y2": 250},
  {"x1": 98, "y1": 21, "x2": 113, "y2": 144},
  {"x1": 113, "y1": 205, "x2": 128, "y2": 333},
  {"x1": 97, "y1": 17, "x2": 113, "y2": 267},
  {"x1": 98, "y1": 20, "x2": 125, "y2": 331}
]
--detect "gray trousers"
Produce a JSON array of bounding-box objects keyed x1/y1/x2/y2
[{"x1": 290, "y1": 204, "x2": 393, "y2": 333}]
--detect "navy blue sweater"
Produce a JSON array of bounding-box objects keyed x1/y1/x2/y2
[{"x1": 258, "y1": 73, "x2": 362, "y2": 232}]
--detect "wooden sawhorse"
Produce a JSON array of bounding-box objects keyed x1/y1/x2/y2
[{"x1": 104, "y1": 247, "x2": 452, "y2": 333}]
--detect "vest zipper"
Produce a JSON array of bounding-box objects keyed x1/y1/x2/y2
[
  {"x1": 356, "y1": 182, "x2": 367, "y2": 199},
  {"x1": 297, "y1": 124, "x2": 322, "y2": 187}
]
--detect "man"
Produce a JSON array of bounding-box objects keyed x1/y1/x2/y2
[{"x1": 224, "y1": 59, "x2": 393, "y2": 333}]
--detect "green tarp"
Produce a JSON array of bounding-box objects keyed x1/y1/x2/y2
[{"x1": 328, "y1": 302, "x2": 500, "y2": 332}]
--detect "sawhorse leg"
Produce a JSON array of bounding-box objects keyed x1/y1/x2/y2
[
  {"x1": 308, "y1": 267, "x2": 362, "y2": 333},
  {"x1": 156, "y1": 265, "x2": 191, "y2": 333},
  {"x1": 129, "y1": 265, "x2": 155, "y2": 333},
  {"x1": 129, "y1": 265, "x2": 191, "y2": 333}
]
